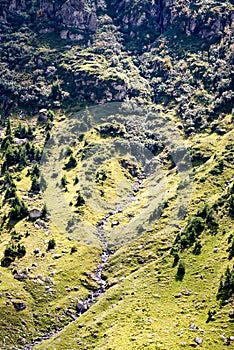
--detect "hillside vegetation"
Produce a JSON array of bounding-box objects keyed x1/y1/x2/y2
[{"x1": 0, "y1": 1, "x2": 233, "y2": 349}]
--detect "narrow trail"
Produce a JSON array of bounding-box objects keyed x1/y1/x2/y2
[{"x1": 22, "y1": 177, "x2": 143, "y2": 350}]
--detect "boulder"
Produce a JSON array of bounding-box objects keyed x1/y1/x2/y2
[
  {"x1": 29, "y1": 208, "x2": 42, "y2": 219},
  {"x1": 38, "y1": 109, "x2": 48, "y2": 123}
]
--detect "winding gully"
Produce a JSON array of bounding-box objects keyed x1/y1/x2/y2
[{"x1": 23, "y1": 178, "x2": 143, "y2": 350}]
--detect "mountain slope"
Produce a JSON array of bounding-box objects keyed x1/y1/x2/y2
[{"x1": 0, "y1": 1, "x2": 233, "y2": 349}]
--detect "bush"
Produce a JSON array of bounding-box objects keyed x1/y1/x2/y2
[
  {"x1": 193, "y1": 241, "x2": 202, "y2": 255},
  {"x1": 176, "y1": 261, "x2": 186, "y2": 281},
  {"x1": 9, "y1": 196, "x2": 28, "y2": 221},
  {"x1": 172, "y1": 252, "x2": 180, "y2": 267},
  {"x1": 217, "y1": 266, "x2": 234, "y2": 303},
  {"x1": 30, "y1": 176, "x2": 40, "y2": 193},
  {"x1": 64, "y1": 155, "x2": 77, "y2": 170},
  {"x1": 61, "y1": 175, "x2": 68, "y2": 188},
  {"x1": 75, "y1": 192, "x2": 85, "y2": 207},
  {"x1": 70, "y1": 246, "x2": 78, "y2": 254},
  {"x1": 1, "y1": 243, "x2": 26, "y2": 267},
  {"x1": 47, "y1": 238, "x2": 56, "y2": 251},
  {"x1": 74, "y1": 175, "x2": 79, "y2": 185},
  {"x1": 41, "y1": 204, "x2": 48, "y2": 219}
]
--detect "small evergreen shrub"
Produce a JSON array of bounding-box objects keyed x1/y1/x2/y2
[
  {"x1": 217, "y1": 266, "x2": 234, "y2": 303},
  {"x1": 47, "y1": 239, "x2": 56, "y2": 251},
  {"x1": 176, "y1": 261, "x2": 186, "y2": 281}
]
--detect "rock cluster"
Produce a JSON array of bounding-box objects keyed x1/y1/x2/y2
[{"x1": 0, "y1": 0, "x2": 97, "y2": 40}]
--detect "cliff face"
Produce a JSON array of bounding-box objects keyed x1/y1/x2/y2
[
  {"x1": 107, "y1": 0, "x2": 234, "y2": 44},
  {"x1": 1, "y1": 0, "x2": 233, "y2": 42},
  {"x1": 0, "y1": 0, "x2": 233, "y2": 120},
  {"x1": 0, "y1": 0, "x2": 97, "y2": 40}
]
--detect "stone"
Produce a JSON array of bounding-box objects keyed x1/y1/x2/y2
[
  {"x1": 12, "y1": 300, "x2": 26, "y2": 311},
  {"x1": 14, "y1": 273, "x2": 27, "y2": 281},
  {"x1": 45, "y1": 277, "x2": 53, "y2": 284},
  {"x1": 14, "y1": 138, "x2": 27, "y2": 145},
  {"x1": 111, "y1": 221, "x2": 120, "y2": 227},
  {"x1": 53, "y1": 254, "x2": 62, "y2": 259},
  {"x1": 29, "y1": 208, "x2": 42, "y2": 219},
  {"x1": 194, "y1": 337, "x2": 203, "y2": 345},
  {"x1": 38, "y1": 109, "x2": 48, "y2": 123},
  {"x1": 189, "y1": 323, "x2": 196, "y2": 330},
  {"x1": 35, "y1": 220, "x2": 47, "y2": 229},
  {"x1": 76, "y1": 301, "x2": 87, "y2": 314}
]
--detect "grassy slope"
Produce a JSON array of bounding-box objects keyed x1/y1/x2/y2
[
  {"x1": 0, "y1": 114, "x2": 102, "y2": 348},
  {"x1": 34, "y1": 121, "x2": 234, "y2": 349}
]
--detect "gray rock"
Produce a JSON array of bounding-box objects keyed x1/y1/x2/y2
[
  {"x1": 29, "y1": 208, "x2": 42, "y2": 219},
  {"x1": 194, "y1": 337, "x2": 203, "y2": 345},
  {"x1": 111, "y1": 221, "x2": 120, "y2": 227},
  {"x1": 12, "y1": 300, "x2": 27, "y2": 311},
  {"x1": 76, "y1": 301, "x2": 87, "y2": 314},
  {"x1": 38, "y1": 109, "x2": 48, "y2": 123},
  {"x1": 14, "y1": 273, "x2": 27, "y2": 281}
]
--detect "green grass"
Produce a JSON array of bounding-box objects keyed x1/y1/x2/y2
[{"x1": 33, "y1": 117, "x2": 234, "y2": 350}]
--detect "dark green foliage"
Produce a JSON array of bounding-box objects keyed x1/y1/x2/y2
[
  {"x1": 1, "y1": 243, "x2": 26, "y2": 267},
  {"x1": 61, "y1": 175, "x2": 68, "y2": 188},
  {"x1": 96, "y1": 169, "x2": 108, "y2": 184},
  {"x1": 11, "y1": 230, "x2": 23, "y2": 242},
  {"x1": 206, "y1": 310, "x2": 216, "y2": 323},
  {"x1": 64, "y1": 155, "x2": 77, "y2": 170},
  {"x1": 9, "y1": 196, "x2": 28, "y2": 221},
  {"x1": 14, "y1": 123, "x2": 34, "y2": 140},
  {"x1": 31, "y1": 164, "x2": 40, "y2": 178},
  {"x1": 6, "y1": 119, "x2": 11, "y2": 136},
  {"x1": 1, "y1": 136, "x2": 13, "y2": 150},
  {"x1": 45, "y1": 131, "x2": 51, "y2": 142},
  {"x1": 75, "y1": 191, "x2": 85, "y2": 207},
  {"x1": 30, "y1": 176, "x2": 40, "y2": 193},
  {"x1": 217, "y1": 266, "x2": 234, "y2": 303},
  {"x1": 47, "y1": 239, "x2": 56, "y2": 251},
  {"x1": 210, "y1": 160, "x2": 224, "y2": 175},
  {"x1": 74, "y1": 175, "x2": 79, "y2": 185},
  {"x1": 4, "y1": 186, "x2": 16, "y2": 201},
  {"x1": 176, "y1": 261, "x2": 186, "y2": 281},
  {"x1": 175, "y1": 216, "x2": 205, "y2": 250},
  {"x1": 70, "y1": 246, "x2": 78, "y2": 254},
  {"x1": 4, "y1": 146, "x2": 18, "y2": 167},
  {"x1": 51, "y1": 82, "x2": 62, "y2": 100},
  {"x1": 66, "y1": 147, "x2": 73, "y2": 157},
  {"x1": 228, "y1": 194, "x2": 234, "y2": 218},
  {"x1": 227, "y1": 236, "x2": 234, "y2": 260},
  {"x1": 193, "y1": 241, "x2": 202, "y2": 255},
  {"x1": 41, "y1": 204, "x2": 48, "y2": 219},
  {"x1": 47, "y1": 110, "x2": 55, "y2": 121},
  {"x1": 14, "y1": 123, "x2": 26, "y2": 138},
  {"x1": 171, "y1": 250, "x2": 180, "y2": 267}
]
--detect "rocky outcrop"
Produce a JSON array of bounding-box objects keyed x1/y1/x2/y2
[
  {"x1": 0, "y1": 0, "x2": 97, "y2": 40},
  {"x1": 163, "y1": 0, "x2": 234, "y2": 41},
  {"x1": 1, "y1": 0, "x2": 233, "y2": 43},
  {"x1": 107, "y1": 0, "x2": 234, "y2": 45}
]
